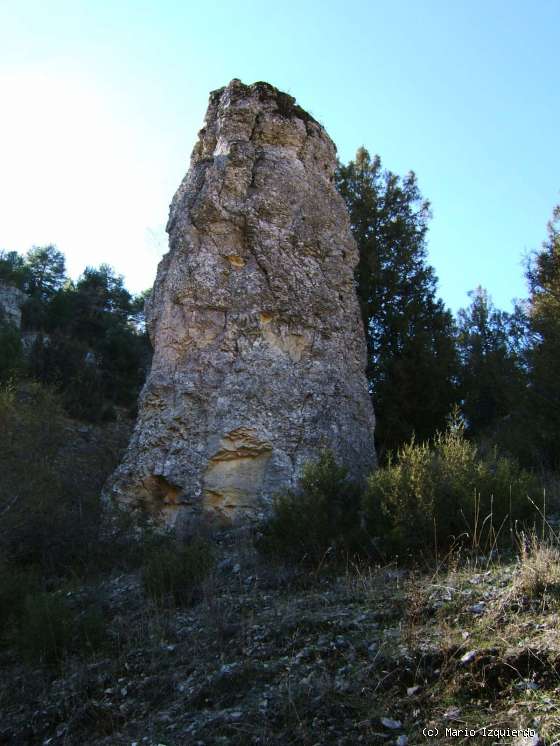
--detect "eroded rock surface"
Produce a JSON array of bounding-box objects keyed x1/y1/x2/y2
[
  {"x1": 107, "y1": 79, "x2": 375, "y2": 527},
  {"x1": 0, "y1": 282, "x2": 26, "y2": 328}
]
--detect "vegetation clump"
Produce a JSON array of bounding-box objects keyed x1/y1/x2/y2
[
  {"x1": 364, "y1": 413, "x2": 539, "y2": 557},
  {"x1": 258, "y1": 421, "x2": 539, "y2": 566},
  {"x1": 0, "y1": 562, "x2": 38, "y2": 638},
  {"x1": 0, "y1": 245, "x2": 151, "y2": 420},
  {"x1": 15, "y1": 591, "x2": 107, "y2": 666},
  {"x1": 0, "y1": 382, "x2": 124, "y2": 577},
  {"x1": 257, "y1": 450, "x2": 364, "y2": 565},
  {"x1": 508, "y1": 533, "x2": 560, "y2": 608},
  {"x1": 0, "y1": 320, "x2": 23, "y2": 381},
  {"x1": 142, "y1": 535, "x2": 215, "y2": 607}
]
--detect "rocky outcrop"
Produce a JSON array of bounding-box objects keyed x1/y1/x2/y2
[
  {"x1": 106, "y1": 79, "x2": 376, "y2": 528},
  {"x1": 0, "y1": 282, "x2": 26, "y2": 329}
]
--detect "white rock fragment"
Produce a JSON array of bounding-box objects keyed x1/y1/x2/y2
[
  {"x1": 381, "y1": 717, "x2": 402, "y2": 729},
  {"x1": 460, "y1": 650, "x2": 477, "y2": 664},
  {"x1": 468, "y1": 602, "x2": 486, "y2": 614}
]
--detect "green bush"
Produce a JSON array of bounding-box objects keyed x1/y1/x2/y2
[
  {"x1": 0, "y1": 321, "x2": 23, "y2": 382},
  {"x1": 17, "y1": 592, "x2": 74, "y2": 665},
  {"x1": 256, "y1": 450, "x2": 365, "y2": 565},
  {"x1": 28, "y1": 333, "x2": 108, "y2": 423},
  {"x1": 16, "y1": 591, "x2": 107, "y2": 666},
  {"x1": 0, "y1": 383, "x2": 91, "y2": 574},
  {"x1": 0, "y1": 382, "x2": 128, "y2": 579},
  {"x1": 0, "y1": 562, "x2": 38, "y2": 638},
  {"x1": 364, "y1": 415, "x2": 539, "y2": 556},
  {"x1": 142, "y1": 536, "x2": 215, "y2": 607}
]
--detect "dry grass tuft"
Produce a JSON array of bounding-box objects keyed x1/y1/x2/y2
[{"x1": 512, "y1": 533, "x2": 560, "y2": 605}]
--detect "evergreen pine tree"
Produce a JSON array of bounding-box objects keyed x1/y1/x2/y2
[
  {"x1": 456, "y1": 286, "x2": 527, "y2": 437},
  {"x1": 336, "y1": 148, "x2": 458, "y2": 457},
  {"x1": 525, "y1": 204, "x2": 560, "y2": 468}
]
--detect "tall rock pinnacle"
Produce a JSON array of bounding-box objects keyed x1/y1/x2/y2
[{"x1": 107, "y1": 79, "x2": 376, "y2": 528}]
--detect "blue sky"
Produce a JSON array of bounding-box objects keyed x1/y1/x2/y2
[{"x1": 1, "y1": 0, "x2": 559, "y2": 313}]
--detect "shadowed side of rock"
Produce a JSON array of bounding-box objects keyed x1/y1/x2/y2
[{"x1": 105, "y1": 79, "x2": 376, "y2": 529}]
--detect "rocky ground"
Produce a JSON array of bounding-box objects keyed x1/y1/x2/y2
[{"x1": 2, "y1": 530, "x2": 560, "y2": 746}]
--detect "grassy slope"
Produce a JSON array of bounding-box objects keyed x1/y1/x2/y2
[{"x1": 2, "y1": 536, "x2": 560, "y2": 745}]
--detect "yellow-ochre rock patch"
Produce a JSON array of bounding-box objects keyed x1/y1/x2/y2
[
  {"x1": 226, "y1": 255, "x2": 246, "y2": 268},
  {"x1": 202, "y1": 429, "x2": 273, "y2": 520}
]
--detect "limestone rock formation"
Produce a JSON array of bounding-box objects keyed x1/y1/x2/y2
[
  {"x1": 107, "y1": 79, "x2": 376, "y2": 528},
  {"x1": 0, "y1": 282, "x2": 26, "y2": 329}
]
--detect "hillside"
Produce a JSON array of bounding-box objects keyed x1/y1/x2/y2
[{"x1": 2, "y1": 532, "x2": 559, "y2": 745}]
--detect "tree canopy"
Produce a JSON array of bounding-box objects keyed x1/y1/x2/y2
[
  {"x1": 0, "y1": 244, "x2": 151, "y2": 421},
  {"x1": 336, "y1": 148, "x2": 458, "y2": 457},
  {"x1": 524, "y1": 205, "x2": 560, "y2": 468},
  {"x1": 455, "y1": 286, "x2": 526, "y2": 438}
]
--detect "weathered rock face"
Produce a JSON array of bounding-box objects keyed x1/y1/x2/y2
[
  {"x1": 0, "y1": 282, "x2": 26, "y2": 329},
  {"x1": 107, "y1": 79, "x2": 376, "y2": 528}
]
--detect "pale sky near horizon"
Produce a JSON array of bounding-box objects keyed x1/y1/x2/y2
[{"x1": 1, "y1": 0, "x2": 559, "y2": 313}]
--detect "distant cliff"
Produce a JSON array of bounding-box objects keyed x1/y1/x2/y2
[{"x1": 0, "y1": 281, "x2": 26, "y2": 328}]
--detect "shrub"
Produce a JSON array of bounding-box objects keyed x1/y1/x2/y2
[
  {"x1": 28, "y1": 333, "x2": 107, "y2": 423},
  {"x1": 0, "y1": 561, "x2": 38, "y2": 639},
  {"x1": 0, "y1": 383, "x2": 68, "y2": 570},
  {"x1": 15, "y1": 591, "x2": 107, "y2": 666},
  {"x1": 364, "y1": 415, "x2": 539, "y2": 557},
  {"x1": 513, "y1": 533, "x2": 560, "y2": 603},
  {"x1": 256, "y1": 450, "x2": 365, "y2": 564},
  {"x1": 17, "y1": 592, "x2": 74, "y2": 665},
  {"x1": 0, "y1": 382, "x2": 128, "y2": 579},
  {"x1": 0, "y1": 321, "x2": 23, "y2": 382},
  {"x1": 142, "y1": 536, "x2": 215, "y2": 607}
]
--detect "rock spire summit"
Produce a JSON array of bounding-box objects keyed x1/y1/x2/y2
[{"x1": 106, "y1": 79, "x2": 376, "y2": 528}]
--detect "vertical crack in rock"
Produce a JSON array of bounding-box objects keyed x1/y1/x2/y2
[{"x1": 105, "y1": 79, "x2": 376, "y2": 529}]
